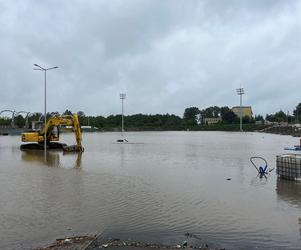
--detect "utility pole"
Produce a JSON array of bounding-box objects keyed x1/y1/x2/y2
[{"x1": 236, "y1": 87, "x2": 244, "y2": 132}]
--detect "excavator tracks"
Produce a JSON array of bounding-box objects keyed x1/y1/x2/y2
[{"x1": 20, "y1": 142, "x2": 67, "y2": 151}]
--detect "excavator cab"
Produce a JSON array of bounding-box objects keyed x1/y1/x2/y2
[
  {"x1": 51, "y1": 126, "x2": 60, "y2": 140},
  {"x1": 32, "y1": 121, "x2": 43, "y2": 131}
]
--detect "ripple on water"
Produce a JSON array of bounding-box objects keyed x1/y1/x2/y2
[{"x1": 0, "y1": 132, "x2": 300, "y2": 250}]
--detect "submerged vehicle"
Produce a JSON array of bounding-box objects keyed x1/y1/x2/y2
[{"x1": 21, "y1": 114, "x2": 84, "y2": 152}]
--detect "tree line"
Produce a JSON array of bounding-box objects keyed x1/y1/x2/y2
[{"x1": 0, "y1": 103, "x2": 300, "y2": 130}]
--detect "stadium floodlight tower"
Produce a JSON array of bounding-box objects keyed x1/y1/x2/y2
[
  {"x1": 117, "y1": 93, "x2": 128, "y2": 143},
  {"x1": 236, "y1": 87, "x2": 244, "y2": 132}
]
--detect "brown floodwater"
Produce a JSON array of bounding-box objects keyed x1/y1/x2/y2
[{"x1": 0, "y1": 131, "x2": 300, "y2": 249}]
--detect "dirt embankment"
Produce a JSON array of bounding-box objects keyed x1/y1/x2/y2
[{"x1": 261, "y1": 125, "x2": 301, "y2": 137}]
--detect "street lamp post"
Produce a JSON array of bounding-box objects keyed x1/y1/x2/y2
[
  {"x1": 33, "y1": 64, "x2": 58, "y2": 161},
  {"x1": 236, "y1": 87, "x2": 244, "y2": 132}
]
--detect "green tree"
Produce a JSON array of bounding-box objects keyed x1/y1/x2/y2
[
  {"x1": 93, "y1": 115, "x2": 106, "y2": 128},
  {"x1": 77, "y1": 111, "x2": 86, "y2": 125},
  {"x1": 77, "y1": 111, "x2": 85, "y2": 117},
  {"x1": 0, "y1": 117, "x2": 11, "y2": 126},
  {"x1": 265, "y1": 114, "x2": 275, "y2": 122},
  {"x1": 201, "y1": 106, "x2": 221, "y2": 118},
  {"x1": 242, "y1": 116, "x2": 253, "y2": 123},
  {"x1": 266, "y1": 110, "x2": 287, "y2": 123},
  {"x1": 63, "y1": 109, "x2": 73, "y2": 115},
  {"x1": 183, "y1": 107, "x2": 200, "y2": 126},
  {"x1": 255, "y1": 115, "x2": 264, "y2": 121},
  {"x1": 293, "y1": 103, "x2": 301, "y2": 123},
  {"x1": 220, "y1": 106, "x2": 238, "y2": 124},
  {"x1": 14, "y1": 115, "x2": 25, "y2": 128},
  {"x1": 274, "y1": 110, "x2": 287, "y2": 122}
]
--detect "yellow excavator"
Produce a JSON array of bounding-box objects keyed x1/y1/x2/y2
[{"x1": 20, "y1": 114, "x2": 84, "y2": 152}]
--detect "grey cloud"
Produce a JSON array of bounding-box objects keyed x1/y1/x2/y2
[{"x1": 0, "y1": 0, "x2": 300, "y2": 117}]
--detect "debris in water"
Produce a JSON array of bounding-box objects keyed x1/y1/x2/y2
[
  {"x1": 84, "y1": 235, "x2": 225, "y2": 250},
  {"x1": 36, "y1": 235, "x2": 96, "y2": 250},
  {"x1": 184, "y1": 232, "x2": 191, "y2": 237},
  {"x1": 63, "y1": 238, "x2": 71, "y2": 244}
]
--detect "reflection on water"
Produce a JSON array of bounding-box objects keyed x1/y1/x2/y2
[
  {"x1": 21, "y1": 151, "x2": 60, "y2": 167},
  {"x1": 276, "y1": 178, "x2": 301, "y2": 208},
  {"x1": 21, "y1": 150, "x2": 82, "y2": 169},
  {"x1": 74, "y1": 151, "x2": 82, "y2": 169},
  {"x1": 250, "y1": 174, "x2": 268, "y2": 186},
  {"x1": 299, "y1": 218, "x2": 301, "y2": 239},
  {"x1": 0, "y1": 132, "x2": 300, "y2": 250},
  {"x1": 277, "y1": 178, "x2": 301, "y2": 240}
]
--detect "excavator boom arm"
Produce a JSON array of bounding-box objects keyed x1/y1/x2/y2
[{"x1": 71, "y1": 114, "x2": 83, "y2": 150}]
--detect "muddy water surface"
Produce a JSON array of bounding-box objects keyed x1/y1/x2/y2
[{"x1": 0, "y1": 132, "x2": 300, "y2": 249}]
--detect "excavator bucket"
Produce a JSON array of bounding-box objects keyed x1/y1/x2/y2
[{"x1": 63, "y1": 144, "x2": 84, "y2": 152}]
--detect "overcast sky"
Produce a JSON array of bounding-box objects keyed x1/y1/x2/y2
[{"x1": 0, "y1": 0, "x2": 300, "y2": 117}]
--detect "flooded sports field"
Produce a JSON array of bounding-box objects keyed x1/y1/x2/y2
[{"x1": 0, "y1": 132, "x2": 300, "y2": 250}]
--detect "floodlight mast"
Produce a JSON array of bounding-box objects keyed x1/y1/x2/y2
[
  {"x1": 236, "y1": 87, "x2": 244, "y2": 132},
  {"x1": 33, "y1": 64, "x2": 59, "y2": 162},
  {"x1": 120, "y1": 93, "x2": 126, "y2": 137}
]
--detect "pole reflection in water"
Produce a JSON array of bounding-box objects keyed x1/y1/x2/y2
[
  {"x1": 299, "y1": 217, "x2": 301, "y2": 239},
  {"x1": 117, "y1": 144, "x2": 125, "y2": 168},
  {"x1": 21, "y1": 150, "x2": 83, "y2": 169}
]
